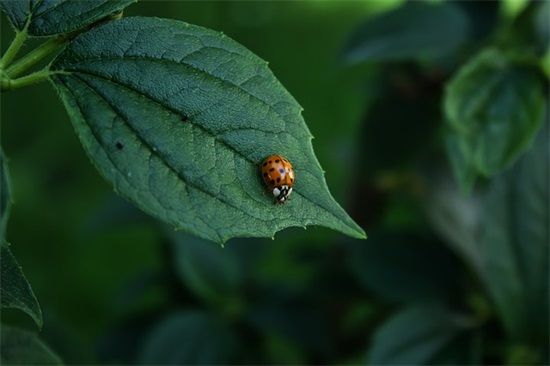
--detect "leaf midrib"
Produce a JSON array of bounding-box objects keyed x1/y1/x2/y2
[
  {"x1": 29, "y1": 0, "x2": 65, "y2": 22},
  {"x1": 52, "y1": 66, "x2": 354, "y2": 232},
  {"x1": 60, "y1": 54, "x2": 307, "y2": 159},
  {"x1": 54, "y1": 55, "x2": 316, "y2": 184},
  {"x1": 55, "y1": 54, "x2": 294, "y2": 126},
  {"x1": 51, "y1": 32, "x2": 364, "y2": 235},
  {"x1": 54, "y1": 73, "x2": 273, "y2": 226},
  {"x1": 54, "y1": 72, "x2": 359, "y2": 236}
]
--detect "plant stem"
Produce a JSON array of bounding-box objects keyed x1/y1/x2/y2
[
  {"x1": 0, "y1": 28, "x2": 28, "y2": 70},
  {"x1": 5, "y1": 35, "x2": 68, "y2": 78},
  {"x1": 0, "y1": 69, "x2": 52, "y2": 91}
]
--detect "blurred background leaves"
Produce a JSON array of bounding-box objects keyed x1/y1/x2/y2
[
  {"x1": 1, "y1": 0, "x2": 548, "y2": 365},
  {"x1": 1, "y1": 325, "x2": 62, "y2": 364},
  {"x1": 340, "y1": 1, "x2": 470, "y2": 65}
]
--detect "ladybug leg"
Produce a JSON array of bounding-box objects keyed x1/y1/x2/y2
[{"x1": 273, "y1": 197, "x2": 285, "y2": 205}]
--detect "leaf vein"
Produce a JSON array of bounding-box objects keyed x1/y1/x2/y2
[
  {"x1": 59, "y1": 55, "x2": 294, "y2": 127},
  {"x1": 53, "y1": 74, "x2": 138, "y2": 193},
  {"x1": 63, "y1": 73, "x2": 271, "y2": 223}
]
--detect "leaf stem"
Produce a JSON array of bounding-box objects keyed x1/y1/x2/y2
[
  {"x1": 5, "y1": 35, "x2": 68, "y2": 78},
  {"x1": 1, "y1": 69, "x2": 52, "y2": 91},
  {"x1": 0, "y1": 27, "x2": 28, "y2": 70}
]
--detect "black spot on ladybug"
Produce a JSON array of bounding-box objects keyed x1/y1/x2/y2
[
  {"x1": 277, "y1": 177, "x2": 281, "y2": 183},
  {"x1": 290, "y1": 178, "x2": 294, "y2": 182},
  {"x1": 279, "y1": 168, "x2": 284, "y2": 173},
  {"x1": 275, "y1": 159, "x2": 280, "y2": 163},
  {"x1": 269, "y1": 168, "x2": 275, "y2": 172},
  {"x1": 263, "y1": 162, "x2": 267, "y2": 166},
  {"x1": 269, "y1": 160, "x2": 272, "y2": 164},
  {"x1": 115, "y1": 142, "x2": 124, "y2": 150},
  {"x1": 270, "y1": 179, "x2": 275, "y2": 185},
  {"x1": 263, "y1": 172, "x2": 268, "y2": 177}
]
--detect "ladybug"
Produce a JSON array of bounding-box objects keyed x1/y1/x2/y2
[{"x1": 260, "y1": 154, "x2": 295, "y2": 204}]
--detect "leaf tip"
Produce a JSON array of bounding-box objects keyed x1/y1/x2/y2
[
  {"x1": 349, "y1": 225, "x2": 368, "y2": 240},
  {"x1": 35, "y1": 312, "x2": 44, "y2": 330}
]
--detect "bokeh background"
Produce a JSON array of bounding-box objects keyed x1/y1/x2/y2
[{"x1": 1, "y1": 1, "x2": 548, "y2": 364}]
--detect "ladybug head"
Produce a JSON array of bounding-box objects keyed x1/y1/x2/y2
[{"x1": 273, "y1": 185, "x2": 292, "y2": 204}]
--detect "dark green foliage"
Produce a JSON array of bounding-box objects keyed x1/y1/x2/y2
[
  {"x1": 137, "y1": 310, "x2": 240, "y2": 364},
  {"x1": 1, "y1": 1, "x2": 548, "y2": 365},
  {"x1": 480, "y1": 121, "x2": 549, "y2": 344},
  {"x1": 0, "y1": 149, "x2": 11, "y2": 240},
  {"x1": 341, "y1": 1, "x2": 470, "y2": 64},
  {"x1": 0, "y1": 325, "x2": 62, "y2": 364},
  {"x1": 444, "y1": 49, "x2": 546, "y2": 193},
  {"x1": 357, "y1": 67, "x2": 442, "y2": 174},
  {"x1": 367, "y1": 304, "x2": 473, "y2": 365},
  {"x1": 350, "y1": 231, "x2": 462, "y2": 303},
  {"x1": 171, "y1": 232, "x2": 243, "y2": 305}
]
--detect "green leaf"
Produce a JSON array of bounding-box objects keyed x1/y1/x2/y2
[
  {"x1": 1, "y1": 148, "x2": 12, "y2": 241},
  {"x1": 0, "y1": 325, "x2": 62, "y2": 365},
  {"x1": 137, "y1": 310, "x2": 239, "y2": 364},
  {"x1": 444, "y1": 48, "x2": 546, "y2": 192},
  {"x1": 0, "y1": 0, "x2": 28, "y2": 31},
  {"x1": 0, "y1": 244, "x2": 43, "y2": 328},
  {"x1": 501, "y1": 0, "x2": 529, "y2": 20},
  {"x1": 368, "y1": 303, "x2": 471, "y2": 365},
  {"x1": 171, "y1": 233, "x2": 242, "y2": 305},
  {"x1": 49, "y1": 17, "x2": 365, "y2": 243},
  {"x1": 0, "y1": 0, "x2": 136, "y2": 36},
  {"x1": 480, "y1": 120, "x2": 549, "y2": 344},
  {"x1": 341, "y1": 1, "x2": 470, "y2": 65}
]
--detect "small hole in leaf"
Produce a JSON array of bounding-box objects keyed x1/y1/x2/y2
[{"x1": 116, "y1": 142, "x2": 124, "y2": 150}]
